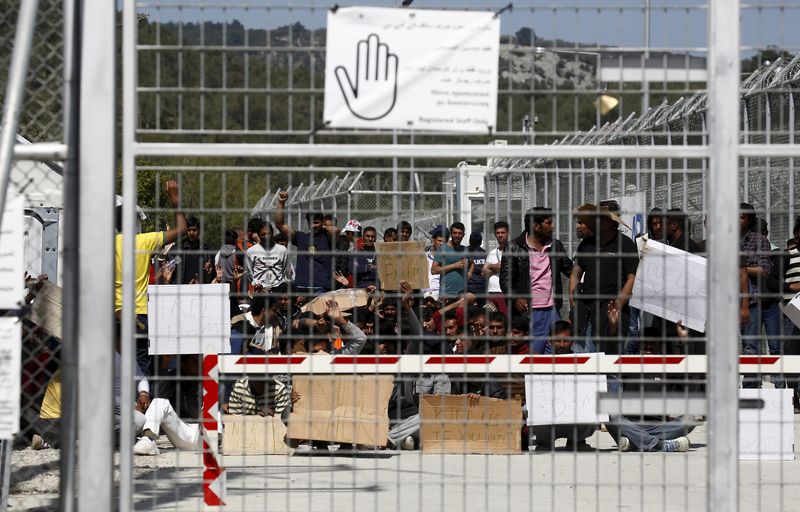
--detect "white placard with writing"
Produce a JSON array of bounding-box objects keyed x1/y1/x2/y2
[
  {"x1": 739, "y1": 389, "x2": 794, "y2": 461},
  {"x1": 0, "y1": 318, "x2": 21, "y2": 438},
  {"x1": 630, "y1": 239, "x2": 707, "y2": 333},
  {"x1": 525, "y1": 374, "x2": 609, "y2": 426},
  {"x1": 147, "y1": 284, "x2": 231, "y2": 355},
  {"x1": 0, "y1": 188, "x2": 24, "y2": 309},
  {"x1": 323, "y1": 7, "x2": 499, "y2": 132}
]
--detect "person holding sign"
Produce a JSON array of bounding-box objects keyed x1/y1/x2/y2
[{"x1": 115, "y1": 180, "x2": 187, "y2": 376}]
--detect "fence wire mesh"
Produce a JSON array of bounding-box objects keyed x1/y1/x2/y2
[{"x1": 6, "y1": 1, "x2": 800, "y2": 511}]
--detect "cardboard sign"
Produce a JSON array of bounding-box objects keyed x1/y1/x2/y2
[
  {"x1": 419, "y1": 394, "x2": 522, "y2": 454},
  {"x1": 630, "y1": 239, "x2": 707, "y2": 333},
  {"x1": 0, "y1": 318, "x2": 22, "y2": 438},
  {"x1": 783, "y1": 293, "x2": 800, "y2": 330},
  {"x1": 301, "y1": 288, "x2": 368, "y2": 315},
  {"x1": 0, "y1": 189, "x2": 24, "y2": 309},
  {"x1": 147, "y1": 284, "x2": 231, "y2": 354},
  {"x1": 525, "y1": 375, "x2": 609, "y2": 426},
  {"x1": 739, "y1": 389, "x2": 794, "y2": 461},
  {"x1": 374, "y1": 241, "x2": 430, "y2": 290},
  {"x1": 324, "y1": 7, "x2": 499, "y2": 132},
  {"x1": 29, "y1": 281, "x2": 63, "y2": 339},
  {"x1": 287, "y1": 375, "x2": 394, "y2": 446},
  {"x1": 222, "y1": 414, "x2": 293, "y2": 456}
]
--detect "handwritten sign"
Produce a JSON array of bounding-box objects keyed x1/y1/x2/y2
[
  {"x1": 287, "y1": 375, "x2": 394, "y2": 446},
  {"x1": 374, "y1": 241, "x2": 430, "y2": 290},
  {"x1": 324, "y1": 7, "x2": 499, "y2": 132},
  {"x1": 0, "y1": 318, "x2": 21, "y2": 438},
  {"x1": 419, "y1": 394, "x2": 522, "y2": 454},
  {"x1": 29, "y1": 281, "x2": 63, "y2": 339},
  {"x1": 739, "y1": 389, "x2": 794, "y2": 461},
  {"x1": 0, "y1": 188, "x2": 24, "y2": 309},
  {"x1": 147, "y1": 284, "x2": 231, "y2": 355},
  {"x1": 630, "y1": 239, "x2": 707, "y2": 333},
  {"x1": 525, "y1": 375, "x2": 609, "y2": 426}
]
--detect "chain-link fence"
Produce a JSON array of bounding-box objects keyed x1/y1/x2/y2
[{"x1": 6, "y1": 1, "x2": 800, "y2": 511}]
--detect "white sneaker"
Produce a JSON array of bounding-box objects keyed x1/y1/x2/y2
[
  {"x1": 617, "y1": 436, "x2": 631, "y2": 452},
  {"x1": 660, "y1": 436, "x2": 690, "y2": 453},
  {"x1": 402, "y1": 436, "x2": 415, "y2": 450},
  {"x1": 133, "y1": 436, "x2": 160, "y2": 456}
]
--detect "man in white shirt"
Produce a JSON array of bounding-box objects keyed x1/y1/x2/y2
[
  {"x1": 246, "y1": 221, "x2": 290, "y2": 291},
  {"x1": 481, "y1": 221, "x2": 509, "y2": 316}
]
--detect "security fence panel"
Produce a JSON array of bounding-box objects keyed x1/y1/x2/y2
[{"x1": 5, "y1": 1, "x2": 800, "y2": 511}]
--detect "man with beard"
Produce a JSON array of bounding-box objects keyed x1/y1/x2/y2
[
  {"x1": 348, "y1": 226, "x2": 379, "y2": 289},
  {"x1": 246, "y1": 221, "x2": 290, "y2": 292},
  {"x1": 176, "y1": 216, "x2": 214, "y2": 284},
  {"x1": 275, "y1": 190, "x2": 338, "y2": 294}
]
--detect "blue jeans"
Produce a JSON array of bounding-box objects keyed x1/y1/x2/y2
[
  {"x1": 572, "y1": 320, "x2": 596, "y2": 353},
  {"x1": 741, "y1": 301, "x2": 783, "y2": 388},
  {"x1": 606, "y1": 415, "x2": 696, "y2": 451},
  {"x1": 529, "y1": 306, "x2": 562, "y2": 354},
  {"x1": 624, "y1": 307, "x2": 641, "y2": 355}
]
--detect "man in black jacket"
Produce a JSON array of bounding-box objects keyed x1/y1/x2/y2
[{"x1": 499, "y1": 208, "x2": 573, "y2": 354}]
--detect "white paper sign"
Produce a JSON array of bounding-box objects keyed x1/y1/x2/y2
[
  {"x1": 323, "y1": 7, "x2": 499, "y2": 132},
  {"x1": 0, "y1": 188, "x2": 24, "y2": 309},
  {"x1": 782, "y1": 293, "x2": 800, "y2": 330},
  {"x1": 147, "y1": 284, "x2": 231, "y2": 355},
  {"x1": 630, "y1": 239, "x2": 707, "y2": 333},
  {"x1": 739, "y1": 389, "x2": 794, "y2": 461},
  {"x1": 0, "y1": 318, "x2": 21, "y2": 438},
  {"x1": 525, "y1": 374, "x2": 609, "y2": 426}
]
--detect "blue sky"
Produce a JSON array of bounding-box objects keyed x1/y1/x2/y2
[{"x1": 136, "y1": 0, "x2": 800, "y2": 55}]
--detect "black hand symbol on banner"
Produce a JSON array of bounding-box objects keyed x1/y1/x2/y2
[{"x1": 335, "y1": 34, "x2": 399, "y2": 120}]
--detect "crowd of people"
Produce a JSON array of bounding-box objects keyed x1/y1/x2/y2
[{"x1": 23, "y1": 180, "x2": 800, "y2": 455}]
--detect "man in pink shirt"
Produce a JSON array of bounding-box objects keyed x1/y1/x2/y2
[{"x1": 500, "y1": 208, "x2": 573, "y2": 353}]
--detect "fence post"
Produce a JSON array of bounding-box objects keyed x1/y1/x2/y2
[{"x1": 706, "y1": 0, "x2": 741, "y2": 510}]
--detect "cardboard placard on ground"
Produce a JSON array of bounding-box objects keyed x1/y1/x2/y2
[
  {"x1": 287, "y1": 375, "x2": 394, "y2": 446},
  {"x1": 222, "y1": 414, "x2": 294, "y2": 455},
  {"x1": 374, "y1": 241, "x2": 430, "y2": 290},
  {"x1": 29, "y1": 281, "x2": 63, "y2": 340},
  {"x1": 301, "y1": 288, "x2": 368, "y2": 315},
  {"x1": 419, "y1": 394, "x2": 522, "y2": 455},
  {"x1": 147, "y1": 284, "x2": 231, "y2": 354},
  {"x1": 739, "y1": 389, "x2": 794, "y2": 461},
  {"x1": 525, "y1": 374, "x2": 609, "y2": 426}
]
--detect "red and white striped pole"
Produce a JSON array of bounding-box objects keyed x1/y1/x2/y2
[{"x1": 202, "y1": 349, "x2": 225, "y2": 507}]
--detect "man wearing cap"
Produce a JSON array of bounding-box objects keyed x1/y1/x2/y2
[
  {"x1": 500, "y1": 208, "x2": 573, "y2": 354},
  {"x1": 570, "y1": 203, "x2": 638, "y2": 354},
  {"x1": 275, "y1": 191, "x2": 338, "y2": 294}
]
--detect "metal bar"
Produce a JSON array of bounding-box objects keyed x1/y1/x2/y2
[
  {"x1": 120, "y1": 1, "x2": 138, "y2": 511},
  {"x1": 12, "y1": 143, "x2": 68, "y2": 161},
  {"x1": 1, "y1": 440, "x2": 11, "y2": 512},
  {"x1": 132, "y1": 142, "x2": 712, "y2": 159},
  {"x1": 0, "y1": 0, "x2": 39, "y2": 230},
  {"x1": 707, "y1": 0, "x2": 741, "y2": 510},
  {"x1": 739, "y1": 144, "x2": 800, "y2": 157},
  {"x1": 60, "y1": 0, "x2": 81, "y2": 510},
  {"x1": 78, "y1": 0, "x2": 116, "y2": 506},
  {"x1": 597, "y1": 393, "x2": 707, "y2": 416}
]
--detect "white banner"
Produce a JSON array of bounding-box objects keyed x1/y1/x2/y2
[
  {"x1": 0, "y1": 188, "x2": 24, "y2": 310},
  {"x1": 0, "y1": 318, "x2": 21, "y2": 438},
  {"x1": 630, "y1": 239, "x2": 707, "y2": 332},
  {"x1": 525, "y1": 374, "x2": 609, "y2": 426},
  {"x1": 147, "y1": 284, "x2": 231, "y2": 354},
  {"x1": 323, "y1": 7, "x2": 499, "y2": 132},
  {"x1": 739, "y1": 389, "x2": 794, "y2": 461}
]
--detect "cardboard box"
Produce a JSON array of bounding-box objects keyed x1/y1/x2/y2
[
  {"x1": 419, "y1": 394, "x2": 523, "y2": 455},
  {"x1": 221, "y1": 414, "x2": 294, "y2": 456},
  {"x1": 301, "y1": 288, "x2": 368, "y2": 316},
  {"x1": 29, "y1": 281, "x2": 62, "y2": 340},
  {"x1": 374, "y1": 241, "x2": 430, "y2": 290},
  {"x1": 287, "y1": 375, "x2": 394, "y2": 446}
]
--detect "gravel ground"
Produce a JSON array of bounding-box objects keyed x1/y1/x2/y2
[{"x1": 8, "y1": 420, "x2": 800, "y2": 511}]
